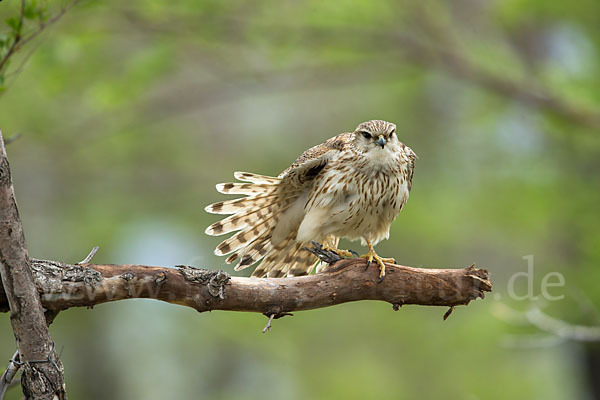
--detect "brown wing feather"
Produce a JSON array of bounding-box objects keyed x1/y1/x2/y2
[
  {"x1": 405, "y1": 147, "x2": 417, "y2": 192},
  {"x1": 269, "y1": 132, "x2": 351, "y2": 248},
  {"x1": 278, "y1": 132, "x2": 352, "y2": 187}
]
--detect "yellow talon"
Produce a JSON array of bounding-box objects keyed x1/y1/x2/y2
[{"x1": 360, "y1": 240, "x2": 394, "y2": 282}]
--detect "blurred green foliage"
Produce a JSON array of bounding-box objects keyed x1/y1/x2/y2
[{"x1": 1, "y1": 0, "x2": 599, "y2": 399}]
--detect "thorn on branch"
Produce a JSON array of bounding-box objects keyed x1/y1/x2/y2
[
  {"x1": 76, "y1": 246, "x2": 99, "y2": 265},
  {"x1": 262, "y1": 311, "x2": 294, "y2": 333},
  {"x1": 443, "y1": 306, "x2": 455, "y2": 320}
]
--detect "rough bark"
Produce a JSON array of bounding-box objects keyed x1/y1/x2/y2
[
  {"x1": 0, "y1": 258, "x2": 492, "y2": 318},
  {"x1": 0, "y1": 132, "x2": 66, "y2": 399}
]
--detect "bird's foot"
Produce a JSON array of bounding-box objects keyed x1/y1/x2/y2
[
  {"x1": 307, "y1": 241, "x2": 357, "y2": 265},
  {"x1": 321, "y1": 245, "x2": 358, "y2": 259},
  {"x1": 360, "y1": 245, "x2": 394, "y2": 283}
]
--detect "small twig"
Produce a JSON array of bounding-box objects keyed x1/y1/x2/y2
[
  {"x1": 262, "y1": 312, "x2": 294, "y2": 333},
  {"x1": 525, "y1": 307, "x2": 600, "y2": 342},
  {"x1": 16, "y1": 0, "x2": 84, "y2": 50},
  {"x1": 0, "y1": 0, "x2": 84, "y2": 74},
  {"x1": 495, "y1": 304, "x2": 600, "y2": 345},
  {"x1": 262, "y1": 314, "x2": 275, "y2": 333},
  {"x1": 4, "y1": 39, "x2": 44, "y2": 79},
  {"x1": 77, "y1": 246, "x2": 99, "y2": 264},
  {"x1": 0, "y1": 0, "x2": 27, "y2": 72}
]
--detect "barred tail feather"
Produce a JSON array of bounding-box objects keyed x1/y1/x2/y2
[
  {"x1": 230, "y1": 237, "x2": 272, "y2": 270},
  {"x1": 214, "y1": 215, "x2": 279, "y2": 256},
  {"x1": 250, "y1": 232, "x2": 317, "y2": 278},
  {"x1": 270, "y1": 242, "x2": 317, "y2": 278},
  {"x1": 216, "y1": 182, "x2": 278, "y2": 195},
  {"x1": 205, "y1": 193, "x2": 282, "y2": 215},
  {"x1": 287, "y1": 252, "x2": 319, "y2": 277},
  {"x1": 205, "y1": 202, "x2": 280, "y2": 236},
  {"x1": 251, "y1": 234, "x2": 295, "y2": 278},
  {"x1": 206, "y1": 172, "x2": 316, "y2": 278},
  {"x1": 233, "y1": 172, "x2": 280, "y2": 185},
  {"x1": 253, "y1": 243, "x2": 317, "y2": 278}
]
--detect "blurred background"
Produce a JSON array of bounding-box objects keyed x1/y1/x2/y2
[{"x1": 1, "y1": 0, "x2": 600, "y2": 398}]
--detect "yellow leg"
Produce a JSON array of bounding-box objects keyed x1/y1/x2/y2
[
  {"x1": 360, "y1": 240, "x2": 395, "y2": 282},
  {"x1": 318, "y1": 236, "x2": 358, "y2": 259}
]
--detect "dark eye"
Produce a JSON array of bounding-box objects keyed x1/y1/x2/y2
[
  {"x1": 360, "y1": 131, "x2": 371, "y2": 139},
  {"x1": 390, "y1": 128, "x2": 396, "y2": 136}
]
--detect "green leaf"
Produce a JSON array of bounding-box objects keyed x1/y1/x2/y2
[
  {"x1": 24, "y1": 0, "x2": 47, "y2": 20},
  {"x1": 5, "y1": 17, "x2": 21, "y2": 33},
  {"x1": 24, "y1": 4, "x2": 39, "y2": 20}
]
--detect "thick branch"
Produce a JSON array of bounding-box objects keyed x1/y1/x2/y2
[
  {"x1": 0, "y1": 132, "x2": 65, "y2": 399},
  {"x1": 0, "y1": 258, "x2": 492, "y2": 317}
]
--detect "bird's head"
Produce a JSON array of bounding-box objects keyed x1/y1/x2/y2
[{"x1": 352, "y1": 120, "x2": 400, "y2": 154}]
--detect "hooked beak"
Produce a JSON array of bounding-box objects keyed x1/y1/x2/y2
[{"x1": 376, "y1": 135, "x2": 386, "y2": 148}]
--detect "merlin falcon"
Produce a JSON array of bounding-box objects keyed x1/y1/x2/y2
[{"x1": 205, "y1": 120, "x2": 417, "y2": 280}]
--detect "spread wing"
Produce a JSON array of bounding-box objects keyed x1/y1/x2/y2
[{"x1": 205, "y1": 132, "x2": 352, "y2": 278}]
